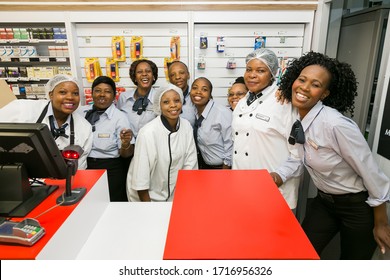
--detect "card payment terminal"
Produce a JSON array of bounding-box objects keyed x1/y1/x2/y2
[{"x1": 0, "y1": 218, "x2": 45, "y2": 246}]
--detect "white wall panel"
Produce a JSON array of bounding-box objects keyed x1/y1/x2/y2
[
  {"x1": 193, "y1": 23, "x2": 305, "y2": 106},
  {"x1": 74, "y1": 22, "x2": 188, "y2": 96}
]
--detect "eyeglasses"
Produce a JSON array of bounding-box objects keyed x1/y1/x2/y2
[
  {"x1": 93, "y1": 89, "x2": 114, "y2": 95},
  {"x1": 228, "y1": 91, "x2": 246, "y2": 98}
]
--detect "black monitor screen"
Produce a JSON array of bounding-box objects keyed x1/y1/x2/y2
[{"x1": 0, "y1": 123, "x2": 68, "y2": 217}]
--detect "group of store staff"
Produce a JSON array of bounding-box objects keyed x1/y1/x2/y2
[{"x1": 0, "y1": 48, "x2": 389, "y2": 260}]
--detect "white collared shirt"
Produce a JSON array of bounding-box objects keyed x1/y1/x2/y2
[
  {"x1": 79, "y1": 103, "x2": 134, "y2": 158},
  {"x1": 300, "y1": 101, "x2": 390, "y2": 207},
  {"x1": 196, "y1": 99, "x2": 233, "y2": 167},
  {"x1": 116, "y1": 88, "x2": 157, "y2": 138}
]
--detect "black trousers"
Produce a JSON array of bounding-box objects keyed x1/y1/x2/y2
[
  {"x1": 302, "y1": 190, "x2": 377, "y2": 259},
  {"x1": 87, "y1": 157, "x2": 128, "y2": 202},
  {"x1": 197, "y1": 153, "x2": 223, "y2": 169}
]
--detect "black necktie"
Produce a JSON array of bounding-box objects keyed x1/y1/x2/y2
[
  {"x1": 132, "y1": 96, "x2": 149, "y2": 115},
  {"x1": 288, "y1": 120, "x2": 305, "y2": 145},
  {"x1": 247, "y1": 92, "x2": 263, "y2": 106},
  {"x1": 85, "y1": 106, "x2": 105, "y2": 132},
  {"x1": 49, "y1": 115, "x2": 69, "y2": 140},
  {"x1": 194, "y1": 115, "x2": 204, "y2": 150}
]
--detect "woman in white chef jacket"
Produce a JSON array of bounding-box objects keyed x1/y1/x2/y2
[
  {"x1": 126, "y1": 83, "x2": 198, "y2": 202},
  {"x1": 231, "y1": 48, "x2": 302, "y2": 210}
]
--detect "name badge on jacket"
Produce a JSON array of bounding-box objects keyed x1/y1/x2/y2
[
  {"x1": 98, "y1": 133, "x2": 110, "y2": 138},
  {"x1": 256, "y1": 113, "x2": 270, "y2": 122}
]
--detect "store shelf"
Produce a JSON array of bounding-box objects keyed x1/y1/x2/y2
[
  {"x1": 0, "y1": 56, "x2": 69, "y2": 63},
  {"x1": 0, "y1": 39, "x2": 67, "y2": 44}
]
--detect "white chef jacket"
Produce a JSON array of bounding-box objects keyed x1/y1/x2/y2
[
  {"x1": 0, "y1": 99, "x2": 92, "y2": 169},
  {"x1": 127, "y1": 116, "x2": 198, "y2": 202},
  {"x1": 232, "y1": 82, "x2": 301, "y2": 209}
]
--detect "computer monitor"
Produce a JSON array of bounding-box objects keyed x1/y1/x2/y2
[{"x1": 0, "y1": 123, "x2": 68, "y2": 217}]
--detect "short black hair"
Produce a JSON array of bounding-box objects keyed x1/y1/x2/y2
[
  {"x1": 233, "y1": 76, "x2": 245, "y2": 86},
  {"x1": 279, "y1": 51, "x2": 357, "y2": 116},
  {"x1": 92, "y1": 76, "x2": 116, "y2": 95},
  {"x1": 167, "y1": 60, "x2": 189, "y2": 73},
  {"x1": 129, "y1": 59, "x2": 158, "y2": 86}
]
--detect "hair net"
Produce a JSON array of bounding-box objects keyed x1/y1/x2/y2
[
  {"x1": 45, "y1": 74, "x2": 79, "y2": 96},
  {"x1": 245, "y1": 48, "x2": 279, "y2": 78},
  {"x1": 153, "y1": 83, "x2": 184, "y2": 115}
]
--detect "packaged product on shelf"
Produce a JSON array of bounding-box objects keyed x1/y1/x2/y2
[
  {"x1": 164, "y1": 57, "x2": 175, "y2": 81},
  {"x1": 111, "y1": 36, "x2": 126, "y2": 62},
  {"x1": 11, "y1": 46, "x2": 21, "y2": 57},
  {"x1": 170, "y1": 36, "x2": 180, "y2": 60},
  {"x1": 0, "y1": 46, "x2": 6, "y2": 57},
  {"x1": 5, "y1": 28, "x2": 13, "y2": 39},
  {"x1": 27, "y1": 46, "x2": 37, "y2": 57},
  {"x1": 7, "y1": 67, "x2": 19, "y2": 78},
  {"x1": 85, "y1": 57, "x2": 102, "y2": 82},
  {"x1": 216, "y1": 36, "x2": 225, "y2": 53},
  {"x1": 200, "y1": 34, "x2": 208, "y2": 49},
  {"x1": 106, "y1": 58, "x2": 119, "y2": 82},
  {"x1": 4, "y1": 46, "x2": 13, "y2": 56},
  {"x1": 0, "y1": 67, "x2": 6, "y2": 77},
  {"x1": 55, "y1": 46, "x2": 64, "y2": 57},
  {"x1": 254, "y1": 36, "x2": 266, "y2": 49},
  {"x1": 57, "y1": 66, "x2": 72, "y2": 76},
  {"x1": 44, "y1": 28, "x2": 54, "y2": 39},
  {"x1": 19, "y1": 28, "x2": 29, "y2": 40},
  {"x1": 10, "y1": 84, "x2": 19, "y2": 95},
  {"x1": 19, "y1": 46, "x2": 29, "y2": 57},
  {"x1": 60, "y1": 28, "x2": 67, "y2": 39},
  {"x1": 53, "y1": 28, "x2": 62, "y2": 39},
  {"x1": 84, "y1": 88, "x2": 93, "y2": 105},
  {"x1": 130, "y1": 36, "x2": 143, "y2": 60},
  {"x1": 25, "y1": 85, "x2": 33, "y2": 95},
  {"x1": 12, "y1": 28, "x2": 21, "y2": 40},
  {"x1": 0, "y1": 28, "x2": 7, "y2": 39},
  {"x1": 48, "y1": 46, "x2": 56, "y2": 57},
  {"x1": 18, "y1": 66, "x2": 28, "y2": 78},
  {"x1": 26, "y1": 67, "x2": 34, "y2": 78},
  {"x1": 62, "y1": 46, "x2": 69, "y2": 57}
]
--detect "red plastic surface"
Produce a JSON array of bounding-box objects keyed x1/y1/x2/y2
[{"x1": 163, "y1": 169, "x2": 319, "y2": 260}]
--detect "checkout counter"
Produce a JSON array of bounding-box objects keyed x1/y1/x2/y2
[{"x1": 0, "y1": 169, "x2": 318, "y2": 260}]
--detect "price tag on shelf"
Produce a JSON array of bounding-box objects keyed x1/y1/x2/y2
[
  {"x1": 39, "y1": 57, "x2": 50, "y2": 62},
  {"x1": 19, "y1": 57, "x2": 30, "y2": 62},
  {"x1": 9, "y1": 39, "x2": 20, "y2": 43},
  {"x1": 0, "y1": 39, "x2": 7, "y2": 44},
  {"x1": 1, "y1": 57, "x2": 11, "y2": 62},
  {"x1": 55, "y1": 40, "x2": 67, "y2": 44},
  {"x1": 56, "y1": 57, "x2": 67, "y2": 62},
  {"x1": 29, "y1": 39, "x2": 39, "y2": 43}
]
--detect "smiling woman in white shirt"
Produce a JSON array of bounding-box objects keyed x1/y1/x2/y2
[
  {"x1": 278, "y1": 51, "x2": 390, "y2": 259},
  {"x1": 0, "y1": 74, "x2": 92, "y2": 170},
  {"x1": 126, "y1": 83, "x2": 198, "y2": 202}
]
